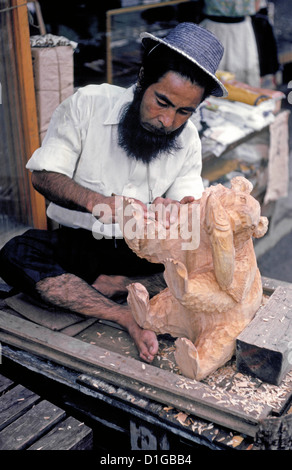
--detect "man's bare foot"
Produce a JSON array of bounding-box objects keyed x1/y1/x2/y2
[
  {"x1": 92, "y1": 274, "x2": 129, "y2": 299},
  {"x1": 121, "y1": 307, "x2": 159, "y2": 363},
  {"x1": 129, "y1": 323, "x2": 159, "y2": 363}
]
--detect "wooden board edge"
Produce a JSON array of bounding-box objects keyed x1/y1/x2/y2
[
  {"x1": 0, "y1": 310, "x2": 272, "y2": 437},
  {"x1": 261, "y1": 276, "x2": 292, "y2": 296}
]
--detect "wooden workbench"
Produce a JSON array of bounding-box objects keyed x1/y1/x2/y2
[
  {"x1": 0, "y1": 372, "x2": 93, "y2": 450},
  {"x1": 0, "y1": 276, "x2": 291, "y2": 451}
]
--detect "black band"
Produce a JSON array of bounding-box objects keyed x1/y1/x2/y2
[{"x1": 205, "y1": 15, "x2": 246, "y2": 24}]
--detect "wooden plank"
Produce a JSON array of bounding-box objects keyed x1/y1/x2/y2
[
  {"x1": 4, "y1": 292, "x2": 122, "y2": 335},
  {"x1": 0, "y1": 384, "x2": 40, "y2": 431},
  {"x1": 261, "y1": 276, "x2": 292, "y2": 296},
  {"x1": 5, "y1": 293, "x2": 84, "y2": 331},
  {"x1": 0, "y1": 310, "x2": 272, "y2": 437},
  {"x1": 60, "y1": 317, "x2": 98, "y2": 336},
  {"x1": 236, "y1": 286, "x2": 292, "y2": 385},
  {"x1": 4, "y1": 344, "x2": 292, "y2": 450},
  {"x1": 12, "y1": 0, "x2": 47, "y2": 229},
  {"x1": 0, "y1": 346, "x2": 236, "y2": 450},
  {"x1": 28, "y1": 416, "x2": 93, "y2": 450},
  {"x1": 0, "y1": 374, "x2": 13, "y2": 396},
  {"x1": 76, "y1": 320, "x2": 139, "y2": 359},
  {"x1": 0, "y1": 2, "x2": 32, "y2": 224},
  {"x1": 255, "y1": 413, "x2": 292, "y2": 450},
  {"x1": 0, "y1": 400, "x2": 65, "y2": 450}
]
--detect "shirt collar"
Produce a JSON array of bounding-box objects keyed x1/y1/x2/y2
[{"x1": 103, "y1": 84, "x2": 136, "y2": 125}]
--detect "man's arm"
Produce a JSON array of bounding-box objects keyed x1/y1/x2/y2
[
  {"x1": 31, "y1": 170, "x2": 106, "y2": 214},
  {"x1": 31, "y1": 170, "x2": 146, "y2": 224}
]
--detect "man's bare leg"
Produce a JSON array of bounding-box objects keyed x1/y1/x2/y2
[{"x1": 36, "y1": 273, "x2": 158, "y2": 362}]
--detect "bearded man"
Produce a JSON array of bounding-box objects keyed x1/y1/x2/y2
[{"x1": 0, "y1": 23, "x2": 227, "y2": 362}]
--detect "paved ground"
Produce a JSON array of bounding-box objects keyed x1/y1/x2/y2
[
  {"x1": 255, "y1": 89, "x2": 292, "y2": 283},
  {"x1": 252, "y1": 0, "x2": 292, "y2": 283},
  {"x1": 257, "y1": 230, "x2": 292, "y2": 283}
]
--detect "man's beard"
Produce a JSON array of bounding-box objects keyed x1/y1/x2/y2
[{"x1": 118, "y1": 88, "x2": 186, "y2": 164}]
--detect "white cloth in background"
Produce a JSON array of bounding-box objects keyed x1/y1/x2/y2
[
  {"x1": 200, "y1": 17, "x2": 261, "y2": 87},
  {"x1": 264, "y1": 110, "x2": 290, "y2": 204}
]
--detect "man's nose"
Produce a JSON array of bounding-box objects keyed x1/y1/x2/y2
[{"x1": 158, "y1": 109, "x2": 176, "y2": 130}]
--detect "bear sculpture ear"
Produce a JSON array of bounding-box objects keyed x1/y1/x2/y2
[
  {"x1": 230, "y1": 176, "x2": 253, "y2": 194},
  {"x1": 252, "y1": 216, "x2": 269, "y2": 239},
  {"x1": 205, "y1": 193, "x2": 234, "y2": 290}
]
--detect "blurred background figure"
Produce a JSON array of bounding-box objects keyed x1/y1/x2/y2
[
  {"x1": 251, "y1": 0, "x2": 280, "y2": 88},
  {"x1": 200, "y1": 0, "x2": 261, "y2": 87}
]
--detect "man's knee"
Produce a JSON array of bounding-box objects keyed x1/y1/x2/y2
[
  {"x1": 0, "y1": 235, "x2": 26, "y2": 290},
  {"x1": 0, "y1": 235, "x2": 22, "y2": 271},
  {"x1": 0, "y1": 229, "x2": 63, "y2": 294},
  {"x1": 0, "y1": 229, "x2": 37, "y2": 270}
]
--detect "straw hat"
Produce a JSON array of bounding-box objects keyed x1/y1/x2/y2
[{"x1": 141, "y1": 22, "x2": 228, "y2": 98}]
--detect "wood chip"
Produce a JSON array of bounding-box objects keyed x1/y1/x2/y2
[
  {"x1": 175, "y1": 412, "x2": 189, "y2": 426},
  {"x1": 163, "y1": 406, "x2": 173, "y2": 412},
  {"x1": 227, "y1": 435, "x2": 244, "y2": 447}
]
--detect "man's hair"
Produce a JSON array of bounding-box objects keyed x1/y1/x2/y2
[{"x1": 139, "y1": 43, "x2": 214, "y2": 100}]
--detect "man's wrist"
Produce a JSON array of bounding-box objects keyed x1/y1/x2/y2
[{"x1": 86, "y1": 192, "x2": 105, "y2": 214}]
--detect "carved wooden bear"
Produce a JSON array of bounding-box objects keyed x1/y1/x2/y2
[{"x1": 118, "y1": 177, "x2": 268, "y2": 380}]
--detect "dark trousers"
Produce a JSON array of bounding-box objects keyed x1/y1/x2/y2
[{"x1": 0, "y1": 226, "x2": 163, "y2": 298}]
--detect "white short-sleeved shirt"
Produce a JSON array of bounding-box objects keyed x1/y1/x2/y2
[{"x1": 27, "y1": 83, "x2": 204, "y2": 237}]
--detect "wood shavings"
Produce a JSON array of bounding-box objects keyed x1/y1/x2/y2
[
  {"x1": 176, "y1": 380, "x2": 194, "y2": 390},
  {"x1": 163, "y1": 406, "x2": 173, "y2": 412},
  {"x1": 202, "y1": 362, "x2": 292, "y2": 414},
  {"x1": 190, "y1": 420, "x2": 214, "y2": 435},
  {"x1": 175, "y1": 412, "x2": 189, "y2": 426},
  {"x1": 227, "y1": 435, "x2": 244, "y2": 447}
]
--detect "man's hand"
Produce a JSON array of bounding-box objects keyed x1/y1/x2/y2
[
  {"x1": 93, "y1": 195, "x2": 148, "y2": 224},
  {"x1": 180, "y1": 196, "x2": 195, "y2": 205},
  {"x1": 150, "y1": 195, "x2": 195, "y2": 229},
  {"x1": 92, "y1": 195, "x2": 122, "y2": 224}
]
